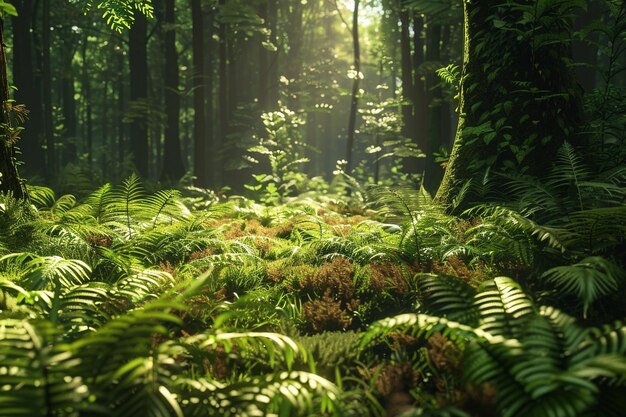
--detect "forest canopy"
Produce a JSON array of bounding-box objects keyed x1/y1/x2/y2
[{"x1": 0, "y1": 0, "x2": 625, "y2": 416}]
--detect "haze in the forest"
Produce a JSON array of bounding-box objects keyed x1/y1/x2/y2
[{"x1": 0, "y1": 1, "x2": 625, "y2": 417}]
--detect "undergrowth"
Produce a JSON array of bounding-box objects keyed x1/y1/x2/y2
[{"x1": 0, "y1": 144, "x2": 625, "y2": 416}]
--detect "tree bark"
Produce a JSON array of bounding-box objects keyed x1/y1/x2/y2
[
  {"x1": 13, "y1": 0, "x2": 45, "y2": 176},
  {"x1": 0, "y1": 18, "x2": 26, "y2": 198},
  {"x1": 204, "y1": 7, "x2": 216, "y2": 187},
  {"x1": 258, "y1": 0, "x2": 269, "y2": 111},
  {"x1": 412, "y1": 14, "x2": 428, "y2": 176},
  {"x1": 345, "y1": 0, "x2": 360, "y2": 173},
  {"x1": 160, "y1": 0, "x2": 185, "y2": 181},
  {"x1": 60, "y1": 35, "x2": 78, "y2": 167},
  {"x1": 129, "y1": 12, "x2": 149, "y2": 177},
  {"x1": 435, "y1": 1, "x2": 583, "y2": 208},
  {"x1": 424, "y1": 21, "x2": 444, "y2": 193},
  {"x1": 42, "y1": 0, "x2": 55, "y2": 177},
  {"x1": 399, "y1": 8, "x2": 413, "y2": 147},
  {"x1": 217, "y1": 0, "x2": 228, "y2": 187},
  {"x1": 191, "y1": 0, "x2": 208, "y2": 186}
]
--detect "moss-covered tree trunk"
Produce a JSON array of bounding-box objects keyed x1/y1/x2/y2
[
  {"x1": 0, "y1": 17, "x2": 26, "y2": 198},
  {"x1": 435, "y1": 0, "x2": 583, "y2": 208}
]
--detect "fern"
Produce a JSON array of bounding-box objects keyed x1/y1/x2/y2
[
  {"x1": 361, "y1": 279, "x2": 626, "y2": 417},
  {"x1": 0, "y1": 319, "x2": 90, "y2": 417},
  {"x1": 111, "y1": 173, "x2": 145, "y2": 238},
  {"x1": 417, "y1": 274, "x2": 479, "y2": 325},
  {"x1": 367, "y1": 185, "x2": 441, "y2": 264},
  {"x1": 542, "y1": 257, "x2": 626, "y2": 318}
]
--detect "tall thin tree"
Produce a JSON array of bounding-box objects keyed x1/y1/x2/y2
[
  {"x1": 129, "y1": 12, "x2": 149, "y2": 177},
  {"x1": 42, "y1": 0, "x2": 54, "y2": 176},
  {"x1": 345, "y1": 0, "x2": 360, "y2": 173},
  {"x1": 160, "y1": 0, "x2": 185, "y2": 181},
  {"x1": 192, "y1": 0, "x2": 208, "y2": 186},
  {"x1": 0, "y1": 15, "x2": 26, "y2": 197}
]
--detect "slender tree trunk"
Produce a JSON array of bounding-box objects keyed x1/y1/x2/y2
[
  {"x1": 42, "y1": 0, "x2": 55, "y2": 177},
  {"x1": 204, "y1": 8, "x2": 217, "y2": 187},
  {"x1": 217, "y1": 0, "x2": 228, "y2": 186},
  {"x1": 440, "y1": 24, "x2": 453, "y2": 148},
  {"x1": 411, "y1": 14, "x2": 428, "y2": 178},
  {"x1": 285, "y1": 0, "x2": 303, "y2": 106},
  {"x1": 13, "y1": 0, "x2": 45, "y2": 176},
  {"x1": 129, "y1": 12, "x2": 149, "y2": 177},
  {"x1": 81, "y1": 40, "x2": 93, "y2": 172},
  {"x1": 345, "y1": 0, "x2": 360, "y2": 173},
  {"x1": 160, "y1": 0, "x2": 185, "y2": 181},
  {"x1": 0, "y1": 18, "x2": 26, "y2": 198},
  {"x1": 117, "y1": 50, "x2": 125, "y2": 171},
  {"x1": 572, "y1": 0, "x2": 603, "y2": 92},
  {"x1": 61, "y1": 38, "x2": 77, "y2": 167},
  {"x1": 267, "y1": 0, "x2": 279, "y2": 106},
  {"x1": 192, "y1": 0, "x2": 208, "y2": 186},
  {"x1": 424, "y1": 21, "x2": 443, "y2": 193},
  {"x1": 100, "y1": 80, "x2": 109, "y2": 179},
  {"x1": 399, "y1": 8, "x2": 413, "y2": 144},
  {"x1": 258, "y1": 1, "x2": 269, "y2": 111}
]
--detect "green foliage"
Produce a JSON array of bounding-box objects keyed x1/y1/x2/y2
[
  {"x1": 362, "y1": 277, "x2": 626, "y2": 417},
  {"x1": 542, "y1": 257, "x2": 626, "y2": 318},
  {"x1": 246, "y1": 106, "x2": 310, "y2": 204},
  {"x1": 78, "y1": 0, "x2": 154, "y2": 33},
  {"x1": 0, "y1": 0, "x2": 17, "y2": 16},
  {"x1": 1, "y1": 167, "x2": 625, "y2": 417}
]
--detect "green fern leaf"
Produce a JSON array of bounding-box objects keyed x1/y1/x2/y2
[{"x1": 542, "y1": 257, "x2": 626, "y2": 318}]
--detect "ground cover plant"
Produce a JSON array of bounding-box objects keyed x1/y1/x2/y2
[
  {"x1": 1, "y1": 0, "x2": 626, "y2": 416},
  {"x1": 0, "y1": 152, "x2": 624, "y2": 416}
]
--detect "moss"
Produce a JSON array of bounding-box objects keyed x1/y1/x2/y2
[{"x1": 302, "y1": 292, "x2": 353, "y2": 333}]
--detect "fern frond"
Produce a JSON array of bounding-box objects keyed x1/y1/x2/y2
[
  {"x1": 176, "y1": 371, "x2": 339, "y2": 417},
  {"x1": 360, "y1": 313, "x2": 513, "y2": 352},
  {"x1": 547, "y1": 142, "x2": 590, "y2": 211},
  {"x1": 564, "y1": 206, "x2": 626, "y2": 254},
  {"x1": 0, "y1": 319, "x2": 89, "y2": 417},
  {"x1": 542, "y1": 257, "x2": 626, "y2": 318},
  {"x1": 26, "y1": 185, "x2": 56, "y2": 208},
  {"x1": 145, "y1": 189, "x2": 188, "y2": 229},
  {"x1": 417, "y1": 274, "x2": 479, "y2": 325},
  {"x1": 0, "y1": 253, "x2": 91, "y2": 290},
  {"x1": 185, "y1": 331, "x2": 304, "y2": 370},
  {"x1": 474, "y1": 277, "x2": 534, "y2": 339},
  {"x1": 111, "y1": 173, "x2": 145, "y2": 238},
  {"x1": 83, "y1": 183, "x2": 115, "y2": 224}
]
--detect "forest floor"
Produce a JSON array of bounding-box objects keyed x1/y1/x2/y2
[{"x1": 0, "y1": 175, "x2": 624, "y2": 417}]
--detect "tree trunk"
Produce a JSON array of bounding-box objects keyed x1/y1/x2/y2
[
  {"x1": 0, "y1": 18, "x2": 26, "y2": 198},
  {"x1": 192, "y1": 0, "x2": 208, "y2": 186},
  {"x1": 117, "y1": 50, "x2": 126, "y2": 171},
  {"x1": 13, "y1": 0, "x2": 45, "y2": 176},
  {"x1": 42, "y1": 0, "x2": 55, "y2": 177},
  {"x1": 258, "y1": 0, "x2": 269, "y2": 111},
  {"x1": 267, "y1": 0, "x2": 279, "y2": 107},
  {"x1": 424, "y1": 21, "x2": 444, "y2": 193},
  {"x1": 129, "y1": 12, "x2": 149, "y2": 177},
  {"x1": 81, "y1": 39, "x2": 93, "y2": 172},
  {"x1": 160, "y1": 0, "x2": 185, "y2": 181},
  {"x1": 204, "y1": 7, "x2": 217, "y2": 187},
  {"x1": 412, "y1": 14, "x2": 428, "y2": 177},
  {"x1": 345, "y1": 0, "x2": 360, "y2": 173},
  {"x1": 435, "y1": 1, "x2": 583, "y2": 208},
  {"x1": 217, "y1": 0, "x2": 228, "y2": 187},
  {"x1": 60, "y1": 36, "x2": 78, "y2": 167},
  {"x1": 399, "y1": 8, "x2": 413, "y2": 147},
  {"x1": 572, "y1": 0, "x2": 603, "y2": 92},
  {"x1": 284, "y1": 0, "x2": 303, "y2": 106}
]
